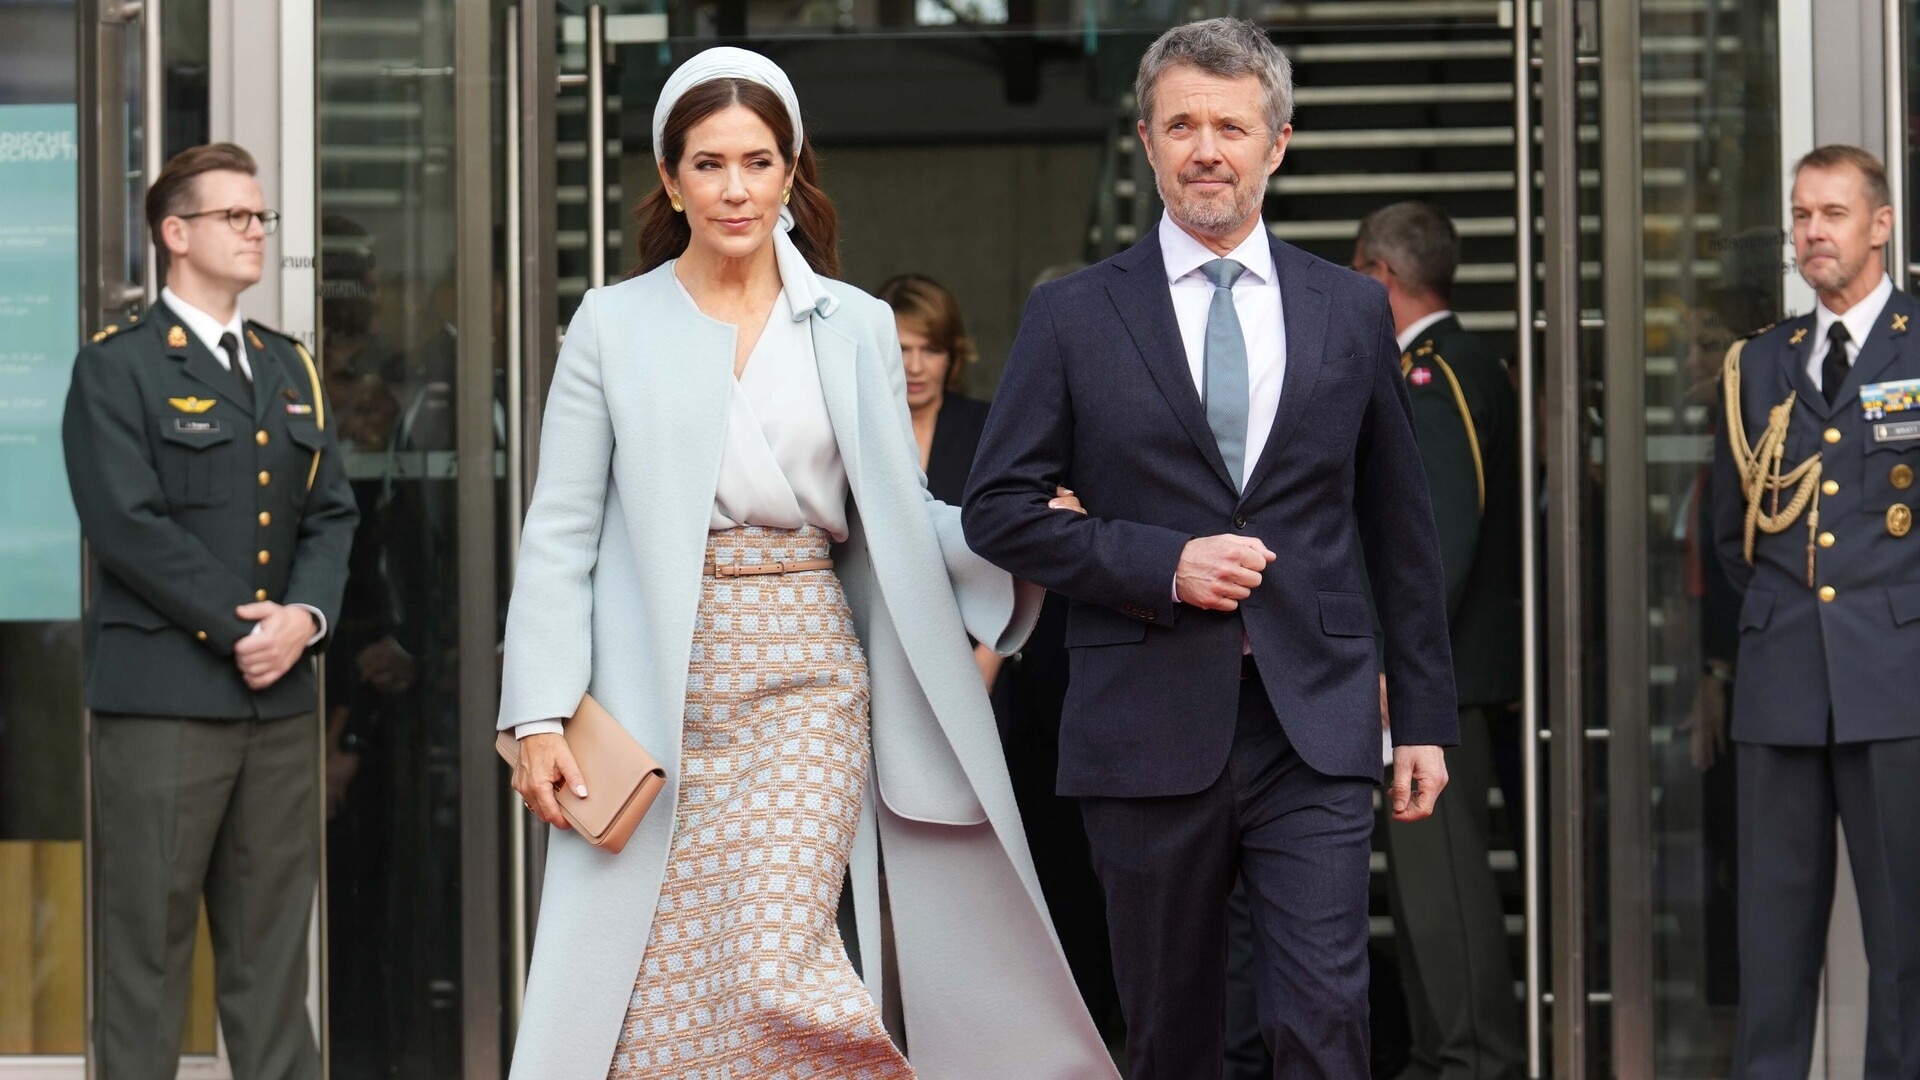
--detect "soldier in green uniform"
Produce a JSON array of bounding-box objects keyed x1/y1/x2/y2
[
  {"x1": 1355, "y1": 202, "x2": 1524, "y2": 1080},
  {"x1": 61, "y1": 143, "x2": 356, "y2": 1080}
]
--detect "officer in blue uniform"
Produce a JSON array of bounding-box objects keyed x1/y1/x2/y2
[
  {"x1": 62, "y1": 143, "x2": 355, "y2": 1080},
  {"x1": 1712, "y1": 144, "x2": 1920, "y2": 1079}
]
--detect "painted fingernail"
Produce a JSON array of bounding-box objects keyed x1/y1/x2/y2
[{"x1": 574, "y1": 784, "x2": 589, "y2": 798}]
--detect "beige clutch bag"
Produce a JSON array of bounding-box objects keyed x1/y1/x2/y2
[{"x1": 494, "y1": 693, "x2": 667, "y2": 854}]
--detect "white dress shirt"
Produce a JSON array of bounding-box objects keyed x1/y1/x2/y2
[
  {"x1": 1396, "y1": 309, "x2": 1454, "y2": 354},
  {"x1": 161, "y1": 286, "x2": 255, "y2": 383},
  {"x1": 1809, "y1": 274, "x2": 1894, "y2": 392},
  {"x1": 160, "y1": 287, "x2": 326, "y2": 646},
  {"x1": 706, "y1": 287, "x2": 850, "y2": 542},
  {"x1": 1160, "y1": 213, "x2": 1288, "y2": 616},
  {"x1": 1160, "y1": 212, "x2": 1287, "y2": 478}
]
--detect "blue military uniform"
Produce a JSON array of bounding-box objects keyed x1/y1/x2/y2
[
  {"x1": 1711, "y1": 284, "x2": 1920, "y2": 1078},
  {"x1": 62, "y1": 297, "x2": 356, "y2": 1080}
]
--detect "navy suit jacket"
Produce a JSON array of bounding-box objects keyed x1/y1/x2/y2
[
  {"x1": 962, "y1": 229, "x2": 1459, "y2": 797},
  {"x1": 1711, "y1": 288, "x2": 1920, "y2": 745}
]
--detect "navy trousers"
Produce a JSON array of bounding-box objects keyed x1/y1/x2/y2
[
  {"x1": 1733, "y1": 737, "x2": 1920, "y2": 1079},
  {"x1": 1081, "y1": 667, "x2": 1376, "y2": 1080}
]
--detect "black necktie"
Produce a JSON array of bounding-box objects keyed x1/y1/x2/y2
[
  {"x1": 1823, "y1": 322, "x2": 1851, "y2": 406},
  {"x1": 219, "y1": 331, "x2": 254, "y2": 397}
]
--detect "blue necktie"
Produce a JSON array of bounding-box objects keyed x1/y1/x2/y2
[{"x1": 1202, "y1": 258, "x2": 1249, "y2": 489}]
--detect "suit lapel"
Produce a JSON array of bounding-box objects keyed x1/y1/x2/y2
[
  {"x1": 1832, "y1": 290, "x2": 1917, "y2": 411},
  {"x1": 1240, "y1": 239, "x2": 1327, "y2": 498},
  {"x1": 247, "y1": 328, "x2": 288, "y2": 422},
  {"x1": 1774, "y1": 313, "x2": 1823, "y2": 421},
  {"x1": 155, "y1": 299, "x2": 245, "y2": 403},
  {"x1": 811, "y1": 314, "x2": 865, "y2": 501},
  {"x1": 1106, "y1": 233, "x2": 1236, "y2": 492}
]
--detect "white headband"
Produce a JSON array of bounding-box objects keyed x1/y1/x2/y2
[{"x1": 652, "y1": 47, "x2": 804, "y2": 164}]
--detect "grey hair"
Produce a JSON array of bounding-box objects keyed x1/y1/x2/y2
[
  {"x1": 1356, "y1": 201, "x2": 1460, "y2": 300},
  {"x1": 1135, "y1": 18, "x2": 1293, "y2": 138}
]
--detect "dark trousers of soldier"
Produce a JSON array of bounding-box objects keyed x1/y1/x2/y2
[
  {"x1": 1382, "y1": 705, "x2": 1525, "y2": 1080},
  {"x1": 91, "y1": 713, "x2": 320, "y2": 1080},
  {"x1": 1734, "y1": 736, "x2": 1920, "y2": 1079}
]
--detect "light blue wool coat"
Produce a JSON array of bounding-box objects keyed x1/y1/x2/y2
[{"x1": 497, "y1": 262, "x2": 1119, "y2": 1079}]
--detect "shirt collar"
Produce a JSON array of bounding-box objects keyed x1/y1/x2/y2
[
  {"x1": 160, "y1": 286, "x2": 246, "y2": 357},
  {"x1": 1158, "y1": 211, "x2": 1275, "y2": 287},
  {"x1": 1396, "y1": 309, "x2": 1454, "y2": 354},
  {"x1": 1814, "y1": 273, "x2": 1894, "y2": 352}
]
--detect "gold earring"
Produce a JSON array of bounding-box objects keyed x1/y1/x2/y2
[
  {"x1": 669, "y1": 192, "x2": 684, "y2": 212},
  {"x1": 782, "y1": 188, "x2": 791, "y2": 206}
]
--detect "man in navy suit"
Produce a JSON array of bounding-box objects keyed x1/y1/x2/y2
[
  {"x1": 1712, "y1": 144, "x2": 1920, "y2": 1078},
  {"x1": 963, "y1": 18, "x2": 1459, "y2": 1077}
]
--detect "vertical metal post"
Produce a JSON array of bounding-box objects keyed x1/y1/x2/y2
[
  {"x1": 1540, "y1": 0, "x2": 1587, "y2": 1074},
  {"x1": 1886, "y1": 0, "x2": 1908, "y2": 289},
  {"x1": 514, "y1": 0, "x2": 558, "y2": 1004},
  {"x1": 586, "y1": 5, "x2": 607, "y2": 290},
  {"x1": 503, "y1": 7, "x2": 529, "y2": 1039},
  {"x1": 1511, "y1": 2, "x2": 1543, "y2": 1073},
  {"x1": 1599, "y1": 0, "x2": 1651, "y2": 1073},
  {"x1": 457, "y1": 0, "x2": 502, "y2": 1073},
  {"x1": 142, "y1": 0, "x2": 162, "y2": 304}
]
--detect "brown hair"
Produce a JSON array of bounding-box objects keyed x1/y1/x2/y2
[
  {"x1": 146, "y1": 142, "x2": 258, "y2": 281},
  {"x1": 875, "y1": 274, "x2": 977, "y2": 391},
  {"x1": 633, "y1": 79, "x2": 838, "y2": 279},
  {"x1": 1795, "y1": 144, "x2": 1892, "y2": 209}
]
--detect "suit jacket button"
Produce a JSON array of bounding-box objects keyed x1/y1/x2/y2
[
  {"x1": 196, "y1": 630, "x2": 208, "y2": 641},
  {"x1": 1825, "y1": 427, "x2": 1842, "y2": 444},
  {"x1": 255, "y1": 430, "x2": 269, "y2": 446},
  {"x1": 1820, "y1": 585, "x2": 1837, "y2": 602},
  {"x1": 1233, "y1": 515, "x2": 1248, "y2": 529},
  {"x1": 255, "y1": 589, "x2": 268, "y2": 602}
]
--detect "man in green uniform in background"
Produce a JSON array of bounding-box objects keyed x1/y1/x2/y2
[
  {"x1": 62, "y1": 142, "x2": 357, "y2": 1080},
  {"x1": 1355, "y1": 201, "x2": 1525, "y2": 1080}
]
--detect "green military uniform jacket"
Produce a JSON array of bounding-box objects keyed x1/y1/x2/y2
[
  {"x1": 62, "y1": 300, "x2": 358, "y2": 719},
  {"x1": 1400, "y1": 314, "x2": 1523, "y2": 707}
]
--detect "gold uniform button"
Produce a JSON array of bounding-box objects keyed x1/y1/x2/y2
[
  {"x1": 1819, "y1": 532, "x2": 1835, "y2": 548},
  {"x1": 258, "y1": 470, "x2": 271, "y2": 487},
  {"x1": 255, "y1": 430, "x2": 269, "y2": 446},
  {"x1": 1823, "y1": 479, "x2": 1841, "y2": 496},
  {"x1": 1820, "y1": 586, "x2": 1837, "y2": 602},
  {"x1": 258, "y1": 511, "x2": 272, "y2": 527},
  {"x1": 255, "y1": 589, "x2": 268, "y2": 602},
  {"x1": 1824, "y1": 428, "x2": 1842, "y2": 444},
  {"x1": 1894, "y1": 464, "x2": 1915, "y2": 490},
  {"x1": 195, "y1": 630, "x2": 208, "y2": 641},
  {"x1": 257, "y1": 550, "x2": 271, "y2": 566}
]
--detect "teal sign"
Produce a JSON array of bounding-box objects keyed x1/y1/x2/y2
[{"x1": 0, "y1": 105, "x2": 80, "y2": 620}]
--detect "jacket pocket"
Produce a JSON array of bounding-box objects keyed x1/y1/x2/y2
[
  {"x1": 1320, "y1": 352, "x2": 1368, "y2": 379},
  {"x1": 155, "y1": 416, "x2": 235, "y2": 507},
  {"x1": 285, "y1": 418, "x2": 325, "y2": 451},
  {"x1": 1064, "y1": 602, "x2": 1150, "y2": 647},
  {"x1": 1886, "y1": 582, "x2": 1920, "y2": 626},
  {"x1": 1319, "y1": 591, "x2": 1374, "y2": 637},
  {"x1": 1739, "y1": 587, "x2": 1775, "y2": 632}
]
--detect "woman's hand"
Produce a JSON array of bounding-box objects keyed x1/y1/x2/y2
[
  {"x1": 512, "y1": 732, "x2": 588, "y2": 829},
  {"x1": 1048, "y1": 486, "x2": 1086, "y2": 514}
]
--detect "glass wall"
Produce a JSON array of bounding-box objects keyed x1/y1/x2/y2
[
  {"x1": 316, "y1": 0, "x2": 502, "y2": 1071},
  {"x1": 0, "y1": 0, "x2": 89, "y2": 1057},
  {"x1": 1635, "y1": 1, "x2": 1781, "y2": 1075}
]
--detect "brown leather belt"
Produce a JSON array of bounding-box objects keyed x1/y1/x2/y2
[{"x1": 702, "y1": 558, "x2": 834, "y2": 578}]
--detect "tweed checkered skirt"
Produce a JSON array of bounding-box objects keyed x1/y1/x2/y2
[{"x1": 608, "y1": 526, "x2": 912, "y2": 1079}]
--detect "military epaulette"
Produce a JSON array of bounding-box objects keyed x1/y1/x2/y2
[
  {"x1": 244, "y1": 320, "x2": 303, "y2": 348},
  {"x1": 1738, "y1": 321, "x2": 1779, "y2": 343}
]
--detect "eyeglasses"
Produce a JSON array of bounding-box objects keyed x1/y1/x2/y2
[{"x1": 175, "y1": 207, "x2": 281, "y2": 235}]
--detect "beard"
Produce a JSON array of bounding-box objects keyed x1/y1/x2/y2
[
  {"x1": 1157, "y1": 163, "x2": 1265, "y2": 236},
  {"x1": 1797, "y1": 243, "x2": 1868, "y2": 294}
]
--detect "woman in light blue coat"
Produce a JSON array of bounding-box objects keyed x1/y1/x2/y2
[{"x1": 498, "y1": 48, "x2": 1118, "y2": 1079}]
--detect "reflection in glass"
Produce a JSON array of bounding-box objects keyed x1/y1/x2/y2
[
  {"x1": 318, "y1": 0, "x2": 482, "y2": 1071},
  {"x1": 1640, "y1": 2, "x2": 1781, "y2": 1075}
]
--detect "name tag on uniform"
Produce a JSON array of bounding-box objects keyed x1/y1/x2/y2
[
  {"x1": 172, "y1": 418, "x2": 221, "y2": 435},
  {"x1": 1861, "y1": 377, "x2": 1920, "y2": 420},
  {"x1": 1873, "y1": 420, "x2": 1920, "y2": 444},
  {"x1": 285, "y1": 403, "x2": 313, "y2": 416}
]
